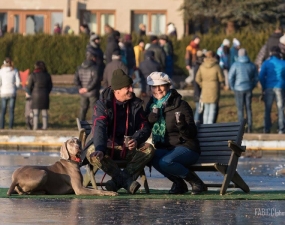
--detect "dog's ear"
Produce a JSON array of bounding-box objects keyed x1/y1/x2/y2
[{"x1": 60, "y1": 142, "x2": 70, "y2": 160}]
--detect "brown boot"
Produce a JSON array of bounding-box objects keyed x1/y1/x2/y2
[
  {"x1": 184, "y1": 172, "x2": 207, "y2": 195},
  {"x1": 120, "y1": 170, "x2": 141, "y2": 194}
]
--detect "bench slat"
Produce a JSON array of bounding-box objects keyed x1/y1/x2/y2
[
  {"x1": 197, "y1": 158, "x2": 229, "y2": 164},
  {"x1": 200, "y1": 146, "x2": 230, "y2": 151},
  {"x1": 199, "y1": 141, "x2": 229, "y2": 147},
  {"x1": 198, "y1": 136, "x2": 238, "y2": 142},
  {"x1": 197, "y1": 131, "x2": 240, "y2": 138},
  {"x1": 198, "y1": 126, "x2": 241, "y2": 133},
  {"x1": 199, "y1": 122, "x2": 241, "y2": 128},
  {"x1": 200, "y1": 151, "x2": 232, "y2": 156}
]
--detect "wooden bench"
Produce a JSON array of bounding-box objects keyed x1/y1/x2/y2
[
  {"x1": 76, "y1": 118, "x2": 150, "y2": 193},
  {"x1": 77, "y1": 118, "x2": 249, "y2": 195},
  {"x1": 190, "y1": 120, "x2": 250, "y2": 195}
]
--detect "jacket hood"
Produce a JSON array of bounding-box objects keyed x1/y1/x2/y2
[
  {"x1": 81, "y1": 60, "x2": 96, "y2": 68},
  {"x1": 237, "y1": 55, "x2": 250, "y2": 63},
  {"x1": 202, "y1": 58, "x2": 217, "y2": 68}
]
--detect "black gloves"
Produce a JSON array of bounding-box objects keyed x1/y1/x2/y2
[{"x1": 148, "y1": 112, "x2": 158, "y2": 124}]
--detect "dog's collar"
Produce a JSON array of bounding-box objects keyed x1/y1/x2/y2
[{"x1": 61, "y1": 158, "x2": 82, "y2": 166}]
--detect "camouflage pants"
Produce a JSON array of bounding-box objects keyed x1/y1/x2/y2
[{"x1": 86, "y1": 143, "x2": 154, "y2": 179}]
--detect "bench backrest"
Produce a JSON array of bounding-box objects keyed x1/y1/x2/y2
[{"x1": 196, "y1": 120, "x2": 245, "y2": 164}]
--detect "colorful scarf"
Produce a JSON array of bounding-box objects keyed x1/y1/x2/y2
[{"x1": 149, "y1": 91, "x2": 171, "y2": 144}]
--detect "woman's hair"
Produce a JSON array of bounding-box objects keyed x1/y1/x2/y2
[
  {"x1": 34, "y1": 61, "x2": 47, "y2": 72},
  {"x1": 3, "y1": 57, "x2": 13, "y2": 68}
]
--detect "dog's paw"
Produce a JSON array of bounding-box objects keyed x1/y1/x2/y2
[{"x1": 104, "y1": 191, "x2": 118, "y2": 196}]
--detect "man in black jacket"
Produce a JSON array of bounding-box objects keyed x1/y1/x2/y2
[
  {"x1": 139, "y1": 50, "x2": 161, "y2": 107},
  {"x1": 84, "y1": 69, "x2": 154, "y2": 194},
  {"x1": 146, "y1": 35, "x2": 166, "y2": 71},
  {"x1": 74, "y1": 51, "x2": 101, "y2": 121}
]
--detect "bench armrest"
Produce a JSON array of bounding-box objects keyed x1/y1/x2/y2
[{"x1": 228, "y1": 140, "x2": 246, "y2": 157}]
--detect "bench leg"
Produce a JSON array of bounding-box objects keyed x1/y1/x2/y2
[
  {"x1": 220, "y1": 154, "x2": 239, "y2": 195},
  {"x1": 83, "y1": 164, "x2": 98, "y2": 190},
  {"x1": 140, "y1": 170, "x2": 150, "y2": 194},
  {"x1": 231, "y1": 171, "x2": 250, "y2": 193},
  {"x1": 215, "y1": 164, "x2": 250, "y2": 194}
]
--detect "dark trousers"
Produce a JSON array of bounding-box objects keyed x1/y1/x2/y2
[{"x1": 79, "y1": 95, "x2": 97, "y2": 121}]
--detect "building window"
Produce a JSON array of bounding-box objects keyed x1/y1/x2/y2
[
  {"x1": 0, "y1": 12, "x2": 7, "y2": 35},
  {"x1": 50, "y1": 12, "x2": 63, "y2": 34},
  {"x1": 13, "y1": 15, "x2": 20, "y2": 33},
  {"x1": 25, "y1": 15, "x2": 44, "y2": 34},
  {"x1": 132, "y1": 11, "x2": 166, "y2": 35},
  {"x1": 81, "y1": 10, "x2": 115, "y2": 35}
]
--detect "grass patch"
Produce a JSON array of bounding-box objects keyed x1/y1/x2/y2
[
  {"x1": 1, "y1": 188, "x2": 285, "y2": 200},
  {"x1": 11, "y1": 88, "x2": 277, "y2": 132}
]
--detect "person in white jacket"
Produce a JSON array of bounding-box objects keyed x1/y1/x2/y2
[{"x1": 0, "y1": 57, "x2": 20, "y2": 129}]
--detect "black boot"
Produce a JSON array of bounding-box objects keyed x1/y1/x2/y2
[
  {"x1": 184, "y1": 172, "x2": 207, "y2": 195},
  {"x1": 167, "y1": 175, "x2": 188, "y2": 194},
  {"x1": 120, "y1": 171, "x2": 141, "y2": 194},
  {"x1": 105, "y1": 170, "x2": 122, "y2": 192}
]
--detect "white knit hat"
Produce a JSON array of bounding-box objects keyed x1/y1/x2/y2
[
  {"x1": 222, "y1": 39, "x2": 230, "y2": 46},
  {"x1": 233, "y1": 38, "x2": 240, "y2": 47},
  {"x1": 147, "y1": 72, "x2": 172, "y2": 86},
  {"x1": 280, "y1": 35, "x2": 285, "y2": 45}
]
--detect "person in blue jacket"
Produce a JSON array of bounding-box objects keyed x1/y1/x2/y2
[
  {"x1": 229, "y1": 48, "x2": 258, "y2": 133},
  {"x1": 259, "y1": 46, "x2": 285, "y2": 134}
]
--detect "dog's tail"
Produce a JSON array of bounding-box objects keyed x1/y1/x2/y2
[{"x1": 7, "y1": 180, "x2": 17, "y2": 196}]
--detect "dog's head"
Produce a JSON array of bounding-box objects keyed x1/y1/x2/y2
[{"x1": 60, "y1": 137, "x2": 82, "y2": 162}]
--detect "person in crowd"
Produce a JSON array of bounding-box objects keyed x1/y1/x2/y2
[
  {"x1": 102, "y1": 50, "x2": 128, "y2": 88},
  {"x1": 145, "y1": 72, "x2": 206, "y2": 195},
  {"x1": 0, "y1": 57, "x2": 20, "y2": 129},
  {"x1": 26, "y1": 61, "x2": 53, "y2": 130},
  {"x1": 123, "y1": 34, "x2": 136, "y2": 76},
  {"x1": 166, "y1": 23, "x2": 177, "y2": 39},
  {"x1": 105, "y1": 30, "x2": 121, "y2": 64},
  {"x1": 79, "y1": 24, "x2": 90, "y2": 35},
  {"x1": 196, "y1": 51, "x2": 224, "y2": 124},
  {"x1": 181, "y1": 36, "x2": 200, "y2": 89},
  {"x1": 255, "y1": 27, "x2": 283, "y2": 70},
  {"x1": 279, "y1": 34, "x2": 285, "y2": 59},
  {"x1": 83, "y1": 69, "x2": 154, "y2": 194},
  {"x1": 217, "y1": 39, "x2": 231, "y2": 90},
  {"x1": 230, "y1": 38, "x2": 240, "y2": 67},
  {"x1": 86, "y1": 34, "x2": 104, "y2": 65},
  {"x1": 74, "y1": 50, "x2": 101, "y2": 121},
  {"x1": 53, "y1": 23, "x2": 61, "y2": 34},
  {"x1": 259, "y1": 46, "x2": 285, "y2": 134},
  {"x1": 159, "y1": 35, "x2": 174, "y2": 78},
  {"x1": 134, "y1": 39, "x2": 145, "y2": 68},
  {"x1": 193, "y1": 50, "x2": 205, "y2": 125},
  {"x1": 265, "y1": 27, "x2": 283, "y2": 59},
  {"x1": 139, "y1": 50, "x2": 161, "y2": 106},
  {"x1": 229, "y1": 48, "x2": 259, "y2": 133},
  {"x1": 138, "y1": 23, "x2": 146, "y2": 37},
  {"x1": 146, "y1": 35, "x2": 166, "y2": 71}
]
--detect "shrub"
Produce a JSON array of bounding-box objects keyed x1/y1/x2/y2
[{"x1": 0, "y1": 31, "x2": 272, "y2": 75}]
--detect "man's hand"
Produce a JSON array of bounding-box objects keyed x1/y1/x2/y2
[
  {"x1": 90, "y1": 151, "x2": 104, "y2": 161},
  {"x1": 127, "y1": 139, "x2": 137, "y2": 151},
  {"x1": 186, "y1": 65, "x2": 191, "y2": 70},
  {"x1": 79, "y1": 88, "x2": 88, "y2": 94}
]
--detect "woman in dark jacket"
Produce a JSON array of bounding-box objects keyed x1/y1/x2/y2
[
  {"x1": 145, "y1": 72, "x2": 206, "y2": 195},
  {"x1": 26, "y1": 61, "x2": 53, "y2": 130}
]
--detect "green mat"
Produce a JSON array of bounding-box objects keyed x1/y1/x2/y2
[{"x1": 1, "y1": 188, "x2": 285, "y2": 200}]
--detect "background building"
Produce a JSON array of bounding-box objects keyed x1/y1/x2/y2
[{"x1": 0, "y1": 0, "x2": 184, "y2": 37}]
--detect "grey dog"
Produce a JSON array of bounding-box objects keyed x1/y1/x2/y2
[{"x1": 7, "y1": 137, "x2": 117, "y2": 196}]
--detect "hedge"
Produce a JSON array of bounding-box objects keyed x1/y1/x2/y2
[{"x1": 0, "y1": 30, "x2": 272, "y2": 75}]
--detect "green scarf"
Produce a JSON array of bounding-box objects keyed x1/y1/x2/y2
[{"x1": 149, "y1": 91, "x2": 171, "y2": 144}]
